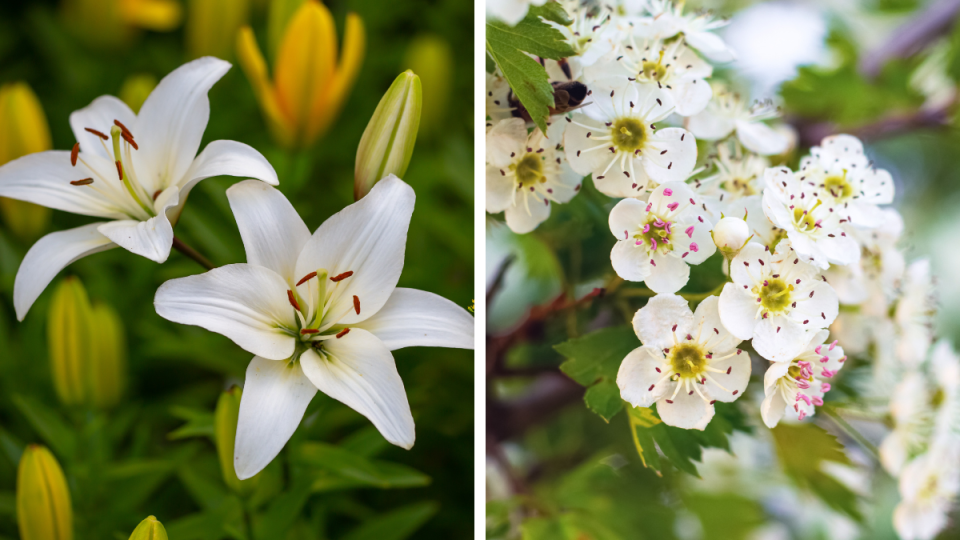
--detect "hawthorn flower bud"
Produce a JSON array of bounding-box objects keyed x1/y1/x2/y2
[
  {"x1": 128, "y1": 516, "x2": 168, "y2": 540},
  {"x1": 0, "y1": 82, "x2": 51, "y2": 240},
  {"x1": 354, "y1": 70, "x2": 422, "y2": 200},
  {"x1": 215, "y1": 387, "x2": 259, "y2": 494},
  {"x1": 17, "y1": 445, "x2": 73, "y2": 540},
  {"x1": 712, "y1": 216, "x2": 751, "y2": 257}
]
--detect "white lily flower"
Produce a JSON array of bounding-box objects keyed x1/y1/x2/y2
[
  {"x1": 564, "y1": 82, "x2": 696, "y2": 197},
  {"x1": 0, "y1": 57, "x2": 279, "y2": 321},
  {"x1": 895, "y1": 259, "x2": 936, "y2": 368},
  {"x1": 486, "y1": 118, "x2": 581, "y2": 234},
  {"x1": 584, "y1": 37, "x2": 713, "y2": 117},
  {"x1": 608, "y1": 181, "x2": 715, "y2": 293},
  {"x1": 718, "y1": 240, "x2": 839, "y2": 362},
  {"x1": 797, "y1": 134, "x2": 895, "y2": 228},
  {"x1": 617, "y1": 294, "x2": 750, "y2": 430},
  {"x1": 639, "y1": 0, "x2": 736, "y2": 63},
  {"x1": 893, "y1": 443, "x2": 960, "y2": 540},
  {"x1": 686, "y1": 84, "x2": 788, "y2": 155},
  {"x1": 154, "y1": 177, "x2": 474, "y2": 479},
  {"x1": 760, "y1": 329, "x2": 846, "y2": 428}
]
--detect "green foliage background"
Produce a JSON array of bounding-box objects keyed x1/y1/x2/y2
[{"x1": 0, "y1": 0, "x2": 474, "y2": 538}]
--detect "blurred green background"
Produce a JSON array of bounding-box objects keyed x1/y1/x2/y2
[
  {"x1": 486, "y1": 0, "x2": 960, "y2": 539},
  {"x1": 0, "y1": 0, "x2": 474, "y2": 538}
]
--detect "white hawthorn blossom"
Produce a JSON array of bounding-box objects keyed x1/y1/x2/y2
[
  {"x1": 798, "y1": 134, "x2": 895, "y2": 228},
  {"x1": 718, "y1": 241, "x2": 839, "y2": 362},
  {"x1": 0, "y1": 57, "x2": 278, "y2": 321},
  {"x1": 486, "y1": 0, "x2": 546, "y2": 26},
  {"x1": 154, "y1": 177, "x2": 474, "y2": 479},
  {"x1": 761, "y1": 165, "x2": 860, "y2": 270},
  {"x1": 693, "y1": 141, "x2": 768, "y2": 222},
  {"x1": 608, "y1": 181, "x2": 715, "y2": 293},
  {"x1": 550, "y1": 0, "x2": 614, "y2": 66},
  {"x1": 760, "y1": 329, "x2": 846, "y2": 427},
  {"x1": 618, "y1": 294, "x2": 750, "y2": 430},
  {"x1": 485, "y1": 72, "x2": 514, "y2": 123},
  {"x1": 486, "y1": 118, "x2": 581, "y2": 234},
  {"x1": 895, "y1": 259, "x2": 937, "y2": 367},
  {"x1": 584, "y1": 37, "x2": 713, "y2": 116},
  {"x1": 825, "y1": 207, "x2": 905, "y2": 307},
  {"x1": 564, "y1": 82, "x2": 696, "y2": 197},
  {"x1": 893, "y1": 443, "x2": 960, "y2": 540},
  {"x1": 881, "y1": 372, "x2": 935, "y2": 475},
  {"x1": 639, "y1": 0, "x2": 736, "y2": 63},
  {"x1": 686, "y1": 84, "x2": 788, "y2": 156}
]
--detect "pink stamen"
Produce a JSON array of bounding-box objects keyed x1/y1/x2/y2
[
  {"x1": 812, "y1": 396, "x2": 824, "y2": 406},
  {"x1": 663, "y1": 188, "x2": 673, "y2": 196},
  {"x1": 821, "y1": 383, "x2": 831, "y2": 392},
  {"x1": 828, "y1": 340, "x2": 838, "y2": 351},
  {"x1": 819, "y1": 355, "x2": 830, "y2": 363},
  {"x1": 650, "y1": 238, "x2": 658, "y2": 251},
  {"x1": 667, "y1": 202, "x2": 679, "y2": 211},
  {"x1": 643, "y1": 224, "x2": 651, "y2": 233},
  {"x1": 797, "y1": 393, "x2": 811, "y2": 406},
  {"x1": 815, "y1": 345, "x2": 822, "y2": 355},
  {"x1": 821, "y1": 369, "x2": 836, "y2": 378},
  {"x1": 797, "y1": 379, "x2": 810, "y2": 389},
  {"x1": 685, "y1": 226, "x2": 694, "y2": 238},
  {"x1": 689, "y1": 242, "x2": 699, "y2": 252}
]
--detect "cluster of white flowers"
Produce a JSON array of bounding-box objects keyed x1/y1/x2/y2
[{"x1": 487, "y1": 1, "x2": 957, "y2": 536}]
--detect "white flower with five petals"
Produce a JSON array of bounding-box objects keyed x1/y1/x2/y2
[
  {"x1": 608, "y1": 181, "x2": 715, "y2": 293},
  {"x1": 718, "y1": 241, "x2": 839, "y2": 362},
  {"x1": 686, "y1": 84, "x2": 788, "y2": 156},
  {"x1": 893, "y1": 443, "x2": 960, "y2": 540},
  {"x1": 760, "y1": 329, "x2": 846, "y2": 427},
  {"x1": 639, "y1": 0, "x2": 736, "y2": 63},
  {"x1": 0, "y1": 57, "x2": 279, "y2": 321},
  {"x1": 154, "y1": 177, "x2": 474, "y2": 480},
  {"x1": 617, "y1": 294, "x2": 750, "y2": 430}
]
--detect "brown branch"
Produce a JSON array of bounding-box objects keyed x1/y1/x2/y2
[
  {"x1": 860, "y1": 0, "x2": 960, "y2": 78},
  {"x1": 487, "y1": 371, "x2": 584, "y2": 443},
  {"x1": 793, "y1": 101, "x2": 953, "y2": 148}
]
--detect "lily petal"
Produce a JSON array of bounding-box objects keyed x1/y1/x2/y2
[
  {"x1": 227, "y1": 180, "x2": 309, "y2": 284},
  {"x1": 14, "y1": 223, "x2": 116, "y2": 321},
  {"x1": 154, "y1": 263, "x2": 298, "y2": 360},
  {"x1": 96, "y1": 186, "x2": 179, "y2": 262},
  {"x1": 133, "y1": 57, "x2": 231, "y2": 194},
  {"x1": 356, "y1": 288, "x2": 474, "y2": 350},
  {"x1": 295, "y1": 176, "x2": 414, "y2": 326},
  {"x1": 68, "y1": 96, "x2": 137, "y2": 162},
  {"x1": 177, "y1": 140, "x2": 279, "y2": 205},
  {"x1": 301, "y1": 329, "x2": 414, "y2": 449},
  {"x1": 234, "y1": 356, "x2": 317, "y2": 480}
]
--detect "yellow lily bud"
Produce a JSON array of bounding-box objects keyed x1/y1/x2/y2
[
  {"x1": 354, "y1": 71, "x2": 422, "y2": 200},
  {"x1": 61, "y1": 0, "x2": 182, "y2": 48},
  {"x1": 402, "y1": 35, "x2": 452, "y2": 135},
  {"x1": 128, "y1": 516, "x2": 168, "y2": 540},
  {"x1": 88, "y1": 302, "x2": 127, "y2": 409},
  {"x1": 119, "y1": 74, "x2": 158, "y2": 113},
  {"x1": 48, "y1": 278, "x2": 93, "y2": 407},
  {"x1": 215, "y1": 387, "x2": 259, "y2": 494},
  {"x1": 17, "y1": 445, "x2": 73, "y2": 540},
  {"x1": 186, "y1": 0, "x2": 250, "y2": 60},
  {"x1": 0, "y1": 82, "x2": 51, "y2": 240},
  {"x1": 236, "y1": 0, "x2": 365, "y2": 149}
]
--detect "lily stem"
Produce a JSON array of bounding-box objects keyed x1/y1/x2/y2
[{"x1": 172, "y1": 236, "x2": 215, "y2": 271}]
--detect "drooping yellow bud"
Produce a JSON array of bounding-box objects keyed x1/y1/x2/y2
[
  {"x1": 127, "y1": 515, "x2": 168, "y2": 540},
  {"x1": 88, "y1": 302, "x2": 127, "y2": 409},
  {"x1": 354, "y1": 71, "x2": 422, "y2": 200},
  {"x1": 236, "y1": 0, "x2": 365, "y2": 149},
  {"x1": 215, "y1": 387, "x2": 259, "y2": 494},
  {"x1": 16, "y1": 445, "x2": 73, "y2": 540},
  {"x1": 61, "y1": 0, "x2": 181, "y2": 48},
  {"x1": 48, "y1": 278, "x2": 93, "y2": 407},
  {"x1": 186, "y1": 0, "x2": 250, "y2": 60},
  {"x1": 402, "y1": 35, "x2": 452, "y2": 136},
  {"x1": 0, "y1": 82, "x2": 51, "y2": 240},
  {"x1": 119, "y1": 74, "x2": 158, "y2": 113}
]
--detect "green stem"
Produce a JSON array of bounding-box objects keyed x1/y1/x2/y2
[
  {"x1": 821, "y1": 405, "x2": 879, "y2": 460},
  {"x1": 172, "y1": 236, "x2": 216, "y2": 270}
]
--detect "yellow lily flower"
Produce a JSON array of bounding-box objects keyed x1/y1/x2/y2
[
  {"x1": 128, "y1": 516, "x2": 168, "y2": 540},
  {"x1": 61, "y1": 0, "x2": 182, "y2": 48},
  {"x1": 215, "y1": 387, "x2": 260, "y2": 494},
  {"x1": 0, "y1": 82, "x2": 51, "y2": 240},
  {"x1": 186, "y1": 0, "x2": 250, "y2": 60},
  {"x1": 236, "y1": 0, "x2": 365, "y2": 149},
  {"x1": 16, "y1": 445, "x2": 73, "y2": 540}
]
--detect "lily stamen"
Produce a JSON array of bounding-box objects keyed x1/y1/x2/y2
[
  {"x1": 71, "y1": 143, "x2": 79, "y2": 166},
  {"x1": 84, "y1": 127, "x2": 108, "y2": 140},
  {"x1": 353, "y1": 295, "x2": 360, "y2": 315},
  {"x1": 300, "y1": 328, "x2": 319, "y2": 335},
  {"x1": 335, "y1": 328, "x2": 350, "y2": 338},
  {"x1": 287, "y1": 289, "x2": 301, "y2": 311},
  {"x1": 330, "y1": 271, "x2": 354, "y2": 282},
  {"x1": 70, "y1": 178, "x2": 93, "y2": 186},
  {"x1": 296, "y1": 271, "x2": 318, "y2": 286}
]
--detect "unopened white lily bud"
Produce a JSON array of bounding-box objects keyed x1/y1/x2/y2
[
  {"x1": 712, "y1": 216, "x2": 750, "y2": 257},
  {"x1": 354, "y1": 70, "x2": 422, "y2": 200}
]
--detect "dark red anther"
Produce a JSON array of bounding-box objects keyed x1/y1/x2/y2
[
  {"x1": 115, "y1": 160, "x2": 123, "y2": 180},
  {"x1": 336, "y1": 328, "x2": 350, "y2": 338},
  {"x1": 113, "y1": 119, "x2": 132, "y2": 136},
  {"x1": 300, "y1": 329, "x2": 319, "y2": 335},
  {"x1": 296, "y1": 271, "x2": 318, "y2": 286},
  {"x1": 121, "y1": 131, "x2": 138, "y2": 150},
  {"x1": 330, "y1": 271, "x2": 354, "y2": 282},
  {"x1": 353, "y1": 295, "x2": 360, "y2": 315},
  {"x1": 153, "y1": 190, "x2": 162, "y2": 201},
  {"x1": 84, "y1": 127, "x2": 108, "y2": 140},
  {"x1": 71, "y1": 143, "x2": 79, "y2": 166},
  {"x1": 70, "y1": 178, "x2": 93, "y2": 186},
  {"x1": 287, "y1": 290, "x2": 301, "y2": 311}
]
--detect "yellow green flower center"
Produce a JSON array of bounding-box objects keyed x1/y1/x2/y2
[
  {"x1": 824, "y1": 173, "x2": 854, "y2": 202},
  {"x1": 791, "y1": 199, "x2": 822, "y2": 232},
  {"x1": 632, "y1": 214, "x2": 673, "y2": 253},
  {"x1": 720, "y1": 177, "x2": 757, "y2": 197},
  {"x1": 611, "y1": 118, "x2": 647, "y2": 153},
  {"x1": 514, "y1": 153, "x2": 544, "y2": 185},
  {"x1": 758, "y1": 278, "x2": 793, "y2": 312},
  {"x1": 641, "y1": 59, "x2": 667, "y2": 81},
  {"x1": 669, "y1": 342, "x2": 706, "y2": 378}
]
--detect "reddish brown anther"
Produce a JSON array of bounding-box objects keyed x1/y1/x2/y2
[
  {"x1": 296, "y1": 271, "x2": 318, "y2": 286},
  {"x1": 121, "y1": 131, "x2": 139, "y2": 150},
  {"x1": 336, "y1": 328, "x2": 350, "y2": 338},
  {"x1": 153, "y1": 190, "x2": 162, "y2": 201},
  {"x1": 300, "y1": 328, "x2": 319, "y2": 335},
  {"x1": 287, "y1": 290, "x2": 301, "y2": 311},
  {"x1": 70, "y1": 178, "x2": 94, "y2": 186},
  {"x1": 113, "y1": 119, "x2": 132, "y2": 136},
  {"x1": 84, "y1": 127, "x2": 109, "y2": 140},
  {"x1": 353, "y1": 295, "x2": 360, "y2": 315},
  {"x1": 115, "y1": 160, "x2": 123, "y2": 180},
  {"x1": 70, "y1": 143, "x2": 79, "y2": 166},
  {"x1": 330, "y1": 271, "x2": 354, "y2": 282}
]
